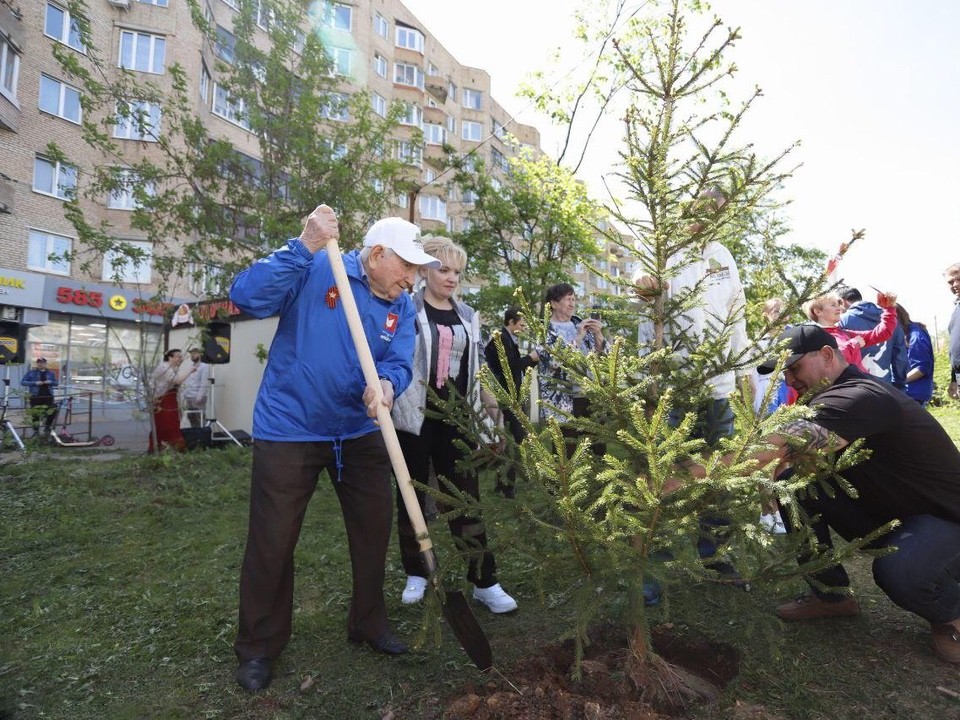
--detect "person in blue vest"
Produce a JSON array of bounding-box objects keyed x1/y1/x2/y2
[
  {"x1": 838, "y1": 286, "x2": 908, "y2": 390},
  {"x1": 20, "y1": 358, "x2": 58, "y2": 436}
]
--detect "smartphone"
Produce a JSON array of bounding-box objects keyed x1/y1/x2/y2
[{"x1": 589, "y1": 307, "x2": 601, "y2": 320}]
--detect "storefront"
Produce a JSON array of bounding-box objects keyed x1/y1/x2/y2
[{"x1": 0, "y1": 267, "x2": 168, "y2": 404}]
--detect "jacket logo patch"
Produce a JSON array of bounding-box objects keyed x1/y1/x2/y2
[
  {"x1": 325, "y1": 286, "x2": 340, "y2": 309},
  {"x1": 384, "y1": 313, "x2": 398, "y2": 334}
]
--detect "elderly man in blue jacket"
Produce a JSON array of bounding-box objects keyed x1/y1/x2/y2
[{"x1": 229, "y1": 205, "x2": 439, "y2": 692}]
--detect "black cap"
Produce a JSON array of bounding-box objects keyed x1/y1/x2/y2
[{"x1": 757, "y1": 324, "x2": 838, "y2": 375}]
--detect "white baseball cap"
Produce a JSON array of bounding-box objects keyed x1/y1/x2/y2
[{"x1": 363, "y1": 217, "x2": 441, "y2": 268}]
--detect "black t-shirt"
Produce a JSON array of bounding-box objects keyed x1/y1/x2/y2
[
  {"x1": 810, "y1": 366, "x2": 960, "y2": 523},
  {"x1": 423, "y1": 300, "x2": 469, "y2": 403}
]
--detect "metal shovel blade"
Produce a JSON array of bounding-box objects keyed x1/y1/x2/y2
[{"x1": 441, "y1": 589, "x2": 493, "y2": 671}]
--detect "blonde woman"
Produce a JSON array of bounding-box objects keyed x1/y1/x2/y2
[
  {"x1": 391, "y1": 236, "x2": 518, "y2": 614},
  {"x1": 802, "y1": 290, "x2": 898, "y2": 373}
]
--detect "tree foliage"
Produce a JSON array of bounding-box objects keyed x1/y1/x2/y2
[{"x1": 51, "y1": 0, "x2": 408, "y2": 297}]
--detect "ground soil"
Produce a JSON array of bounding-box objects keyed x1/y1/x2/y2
[{"x1": 428, "y1": 623, "x2": 744, "y2": 720}]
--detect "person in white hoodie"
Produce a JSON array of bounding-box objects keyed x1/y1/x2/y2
[
  {"x1": 632, "y1": 186, "x2": 753, "y2": 585},
  {"x1": 179, "y1": 347, "x2": 210, "y2": 428}
]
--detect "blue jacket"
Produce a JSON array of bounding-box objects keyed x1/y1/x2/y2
[
  {"x1": 230, "y1": 240, "x2": 416, "y2": 442},
  {"x1": 839, "y1": 302, "x2": 908, "y2": 388},
  {"x1": 905, "y1": 322, "x2": 934, "y2": 404},
  {"x1": 21, "y1": 368, "x2": 58, "y2": 398}
]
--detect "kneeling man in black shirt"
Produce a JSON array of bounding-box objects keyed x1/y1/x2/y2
[{"x1": 743, "y1": 324, "x2": 960, "y2": 665}]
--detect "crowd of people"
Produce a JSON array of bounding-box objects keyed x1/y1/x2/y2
[{"x1": 221, "y1": 202, "x2": 960, "y2": 692}]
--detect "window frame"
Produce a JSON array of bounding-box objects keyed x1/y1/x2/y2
[
  {"x1": 462, "y1": 88, "x2": 482, "y2": 110},
  {"x1": 371, "y1": 93, "x2": 387, "y2": 118},
  {"x1": 423, "y1": 122, "x2": 445, "y2": 146},
  {"x1": 27, "y1": 229, "x2": 72, "y2": 276},
  {"x1": 395, "y1": 25, "x2": 424, "y2": 53},
  {"x1": 38, "y1": 74, "x2": 81, "y2": 124},
  {"x1": 374, "y1": 53, "x2": 387, "y2": 79},
  {"x1": 325, "y1": 2, "x2": 352, "y2": 32},
  {"x1": 0, "y1": 34, "x2": 20, "y2": 104},
  {"x1": 211, "y1": 82, "x2": 251, "y2": 130},
  {"x1": 394, "y1": 62, "x2": 424, "y2": 90},
  {"x1": 113, "y1": 99, "x2": 162, "y2": 141},
  {"x1": 461, "y1": 120, "x2": 482, "y2": 142},
  {"x1": 33, "y1": 156, "x2": 77, "y2": 201},
  {"x1": 118, "y1": 30, "x2": 166, "y2": 75},
  {"x1": 397, "y1": 102, "x2": 421, "y2": 128},
  {"x1": 374, "y1": 13, "x2": 389, "y2": 39},
  {"x1": 419, "y1": 195, "x2": 447, "y2": 222},
  {"x1": 44, "y1": 2, "x2": 85, "y2": 54},
  {"x1": 107, "y1": 169, "x2": 156, "y2": 212},
  {"x1": 101, "y1": 240, "x2": 153, "y2": 284}
]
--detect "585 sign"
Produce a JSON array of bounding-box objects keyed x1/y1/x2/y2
[{"x1": 56, "y1": 287, "x2": 104, "y2": 309}]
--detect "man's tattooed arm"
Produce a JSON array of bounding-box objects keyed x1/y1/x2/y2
[{"x1": 780, "y1": 419, "x2": 849, "y2": 462}]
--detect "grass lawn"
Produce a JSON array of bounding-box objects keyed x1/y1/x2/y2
[{"x1": 2, "y1": 403, "x2": 960, "y2": 720}]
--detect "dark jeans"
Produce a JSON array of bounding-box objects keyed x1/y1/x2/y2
[
  {"x1": 669, "y1": 398, "x2": 735, "y2": 558},
  {"x1": 789, "y1": 483, "x2": 960, "y2": 624},
  {"x1": 28, "y1": 396, "x2": 56, "y2": 432},
  {"x1": 234, "y1": 434, "x2": 394, "y2": 662},
  {"x1": 561, "y1": 396, "x2": 606, "y2": 457},
  {"x1": 497, "y1": 407, "x2": 526, "y2": 493},
  {"x1": 397, "y1": 418, "x2": 497, "y2": 588}
]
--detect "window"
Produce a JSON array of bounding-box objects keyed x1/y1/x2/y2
[
  {"x1": 398, "y1": 102, "x2": 421, "y2": 127},
  {"x1": 292, "y1": 28, "x2": 306, "y2": 54},
  {"x1": 491, "y1": 148, "x2": 508, "y2": 172},
  {"x1": 461, "y1": 218, "x2": 473, "y2": 232},
  {"x1": 44, "y1": 3, "x2": 85, "y2": 53},
  {"x1": 212, "y1": 83, "x2": 250, "y2": 130},
  {"x1": 462, "y1": 189, "x2": 478, "y2": 205},
  {"x1": 424, "y1": 169, "x2": 436, "y2": 183},
  {"x1": 371, "y1": 178, "x2": 384, "y2": 193},
  {"x1": 114, "y1": 100, "x2": 162, "y2": 140},
  {"x1": 423, "y1": 122, "x2": 445, "y2": 145},
  {"x1": 187, "y1": 262, "x2": 228, "y2": 297},
  {"x1": 328, "y1": 47, "x2": 351, "y2": 76},
  {"x1": 394, "y1": 62, "x2": 423, "y2": 89},
  {"x1": 462, "y1": 120, "x2": 482, "y2": 142},
  {"x1": 447, "y1": 81, "x2": 457, "y2": 103},
  {"x1": 255, "y1": 0, "x2": 274, "y2": 31},
  {"x1": 33, "y1": 156, "x2": 77, "y2": 200},
  {"x1": 119, "y1": 31, "x2": 166, "y2": 74},
  {"x1": 427, "y1": 62, "x2": 440, "y2": 77},
  {"x1": 319, "y1": 93, "x2": 349, "y2": 122},
  {"x1": 321, "y1": 138, "x2": 347, "y2": 159},
  {"x1": 134, "y1": 0, "x2": 168, "y2": 6},
  {"x1": 323, "y1": 2, "x2": 352, "y2": 31},
  {"x1": 419, "y1": 195, "x2": 446, "y2": 222},
  {"x1": 371, "y1": 93, "x2": 386, "y2": 117},
  {"x1": 199, "y1": 62, "x2": 210, "y2": 103},
  {"x1": 374, "y1": 53, "x2": 387, "y2": 78},
  {"x1": 395, "y1": 25, "x2": 424, "y2": 53},
  {"x1": 374, "y1": 13, "x2": 388, "y2": 39},
  {"x1": 215, "y1": 25, "x2": 235, "y2": 64},
  {"x1": 107, "y1": 169, "x2": 155, "y2": 211},
  {"x1": 28, "y1": 230, "x2": 71, "y2": 275},
  {"x1": 462, "y1": 88, "x2": 482, "y2": 110},
  {"x1": 219, "y1": 0, "x2": 239, "y2": 9},
  {"x1": 446, "y1": 115, "x2": 456, "y2": 133},
  {"x1": 39, "y1": 74, "x2": 81, "y2": 123},
  {"x1": 396, "y1": 193, "x2": 409, "y2": 209},
  {"x1": 493, "y1": 119, "x2": 508, "y2": 140},
  {"x1": 102, "y1": 240, "x2": 153, "y2": 284},
  {"x1": 396, "y1": 141, "x2": 421, "y2": 167},
  {"x1": 0, "y1": 35, "x2": 20, "y2": 102}
]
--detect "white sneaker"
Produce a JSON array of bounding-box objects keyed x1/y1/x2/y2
[
  {"x1": 760, "y1": 511, "x2": 787, "y2": 535},
  {"x1": 472, "y1": 583, "x2": 518, "y2": 614},
  {"x1": 401, "y1": 576, "x2": 428, "y2": 605}
]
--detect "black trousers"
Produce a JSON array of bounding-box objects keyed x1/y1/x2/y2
[
  {"x1": 396, "y1": 418, "x2": 497, "y2": 588},
  {"x1": 28, "y1": 396, "x2": 56, "y2": 431},
  {"x1": 234, "y1": 434, "x2": 394, "y2": 662}
]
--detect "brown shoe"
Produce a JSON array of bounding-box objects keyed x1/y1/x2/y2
[
  {"x1": 931, "y1": 620, "x2": 960, "y2": 664},
  {"x1": 776, "y1": 593, "x2": 860, "y2": 621}
]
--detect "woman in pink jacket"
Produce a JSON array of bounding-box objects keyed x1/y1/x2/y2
[{"x1": 802, "y1": 290, "x2": 898, "y2": 371}]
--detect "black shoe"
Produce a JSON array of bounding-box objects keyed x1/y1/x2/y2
[
  {"x1": 348, "y1": 631, "x2": 408, "y2": 656},
  {"x1": 494, "y1": 482, "x2": 516, "y2": 499},
  {"x1": 235, "y1": 657, "x2": 272, "y2": 692}
]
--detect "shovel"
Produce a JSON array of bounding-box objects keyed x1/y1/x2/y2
[{"x1": 324, "y1": 233, "x2": 494, "y2": 672}]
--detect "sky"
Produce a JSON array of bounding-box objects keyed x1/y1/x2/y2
[{"x1": 401, "y1": 0, "x2": 960, "y2": 336}]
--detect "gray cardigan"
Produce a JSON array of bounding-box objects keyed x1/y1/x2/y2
[{"x1": 391, "y1": 289, "x2": 490, "y2": 437}]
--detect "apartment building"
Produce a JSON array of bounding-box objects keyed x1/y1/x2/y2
[{"x1": 0, "y1": 0, "x2": 556, "y2": 404}]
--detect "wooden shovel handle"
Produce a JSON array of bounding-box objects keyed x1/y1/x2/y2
[{"x1": 325, "y1": 238, "x2": 435, "y2": 560}]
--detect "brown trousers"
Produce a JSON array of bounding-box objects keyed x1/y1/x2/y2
[{"x1": 234, "y1": 434, "x2": 393, "y2": 662}]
